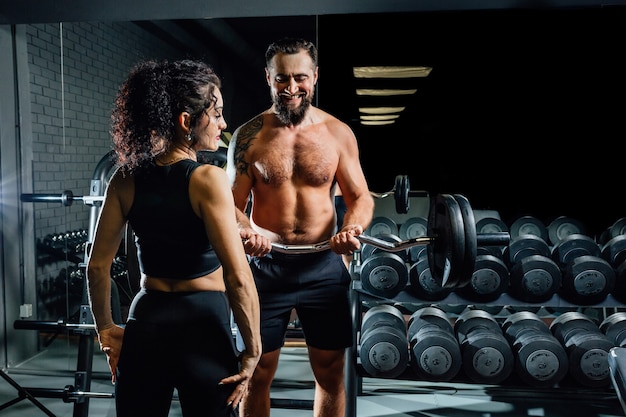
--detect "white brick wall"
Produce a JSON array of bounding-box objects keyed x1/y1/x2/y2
[{"x1": 26, "y1": 21, "x2": 186, "y2": 319}]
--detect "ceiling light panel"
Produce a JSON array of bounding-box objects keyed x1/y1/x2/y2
[
  {"x1": 356, "y1": 88, "x2": 417, "y2": 96},
  {"x1": 359, "y1": 107, "x2": 405, "y2": 114},
  {"x1": 353, "y1": 66, "x2": 432, "y2": 78}
]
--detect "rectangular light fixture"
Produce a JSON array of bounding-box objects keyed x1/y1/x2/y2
[
  {"x1": 360, "y1": 114, "x2": 400, "y2": 121},
  {"x1": 360, "y1": 120, "x2": 396, "y2": 126},
  {"x1": 356, "y1": 88, "x2": 417, "y2": 96},
  {"x1": 359, "y1": 106, "x2": 405, "y2": 114},
  {"x1": 353, "y1": 66, "x2": 432, "y2": 78}
]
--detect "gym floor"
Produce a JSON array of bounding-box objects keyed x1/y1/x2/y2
[{"x1": 0, "y1": 333, "x2": 625, "y2": 417}]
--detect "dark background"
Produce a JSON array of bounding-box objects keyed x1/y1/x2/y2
[{"x1": 216, "y1": 8, "x2": 626, "y2": 238}]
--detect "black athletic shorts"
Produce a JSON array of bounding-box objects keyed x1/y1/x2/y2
[{"x1": 250, "y1": 249, "x2": 353, "y2": 352}]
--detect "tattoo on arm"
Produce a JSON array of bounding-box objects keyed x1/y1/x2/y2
[{"x1": 235, "y1": 115, "x2": 263, "y2": 177}]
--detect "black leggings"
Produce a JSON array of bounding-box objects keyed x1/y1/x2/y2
[{"x1": 116, "y1": 289, "x2": 239, "y2": 417}]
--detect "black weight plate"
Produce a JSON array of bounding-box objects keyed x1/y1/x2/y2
[
  {"x1": 510, "y1": 215, "x2": 549, "y2": 242},
  {"x1": 360, "y1": 325, "x2": 409, "y2": 378},
  {"x1": 453, "y1": 194, "x2": 477, "y2": 288},
  {"x1": 399, "y1": 216, "x2": 428, "y2": 240},
  {"x1": 547, "y1": 216, "x2": 587, "y2": 246},
  {"x1": 366, "y1": 216, "x2": 398, "y2": 237},
  {"x1": 476, "y1": 217, "x2": 508, "y2": 234},
  {"x1": 427, "y1": 194, "x2": 466, "y2": 289},
  {"x1": 394, "y1": 174, "x2": 410, "y2": 214}
]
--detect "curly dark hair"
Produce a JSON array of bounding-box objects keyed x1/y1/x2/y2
[
  {"x1": 110, "y1": 59, "x2": 222, "y2": 171},
  {"x1": 265, "y1": 38, "x2": 318, "y2": 69}
]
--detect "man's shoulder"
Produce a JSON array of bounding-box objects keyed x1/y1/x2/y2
[{"x1": 233, "y1": 112, "x2": 269, "y2": 141}]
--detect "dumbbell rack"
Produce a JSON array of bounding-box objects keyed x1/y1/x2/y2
[{"x1": 344, "y1": 262, "x2": 626, "y2": 417}]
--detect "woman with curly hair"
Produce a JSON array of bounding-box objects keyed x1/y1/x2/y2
[{"x1": 86, "y1": 59, "x2": 261, "y2": 417}]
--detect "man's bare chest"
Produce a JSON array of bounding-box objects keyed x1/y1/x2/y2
[{"x1": 252, "y1": 141, "x2": 337, "y2": 187}]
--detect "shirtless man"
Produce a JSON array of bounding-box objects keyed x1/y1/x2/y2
[{"x1": 226, "y1": 37, "x2": 374, "y2": 417}]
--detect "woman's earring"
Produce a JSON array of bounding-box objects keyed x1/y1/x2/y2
[{"x1": 186, "y1": 131, "x2": 193, "y2": 142}]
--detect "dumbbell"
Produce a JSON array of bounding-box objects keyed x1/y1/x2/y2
[
  {"x1": 454, "y1": 309, "x2": 514, "y2": 384},
  {"x1": 359, "y1": 304, "x2": 409, "y2": 378},
  {"x1": 509, "y1": 215, "x2": 549, "y2": 243},
  {"x1": 547, "y1": 216, "x2": 587, "y2": 246},
  {"x1": 600, "y1": 312, "x2": 626, "y2": 348},
  {"x1": 455, "y1": 254, "x2": 509, "y2": 303},
  {"x1": 505, "y1": 235, "x2": 562, "y2": 303},
  {"x1": 406, "y1": 250, "x2": 452, "y2": 302},
  {"x1": 359, "y1": 251, "x2": 408, "y2": 299},
  {"x1": 552, "y1": 234, "x2": 614, "y2": 305},
  {"x1": 550, "y1": 311, "x2": 614, "y2": 387},
  {"x1": 501, "y1": 311, "x2": 569, "y2": 387},
  {"x1": 407, "y1": 306, "x2": 462, "y2": 382},
  {"x1": 601, "y1": 235, "x2": 626, "y2": 304}
]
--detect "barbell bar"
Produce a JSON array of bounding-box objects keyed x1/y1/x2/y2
[{"x1": 21, "y1": 190, "x2": 104, "y2": 207}]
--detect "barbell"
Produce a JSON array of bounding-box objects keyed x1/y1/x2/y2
[
  {"x1": 21, "y1": 189, "x2": 508, "y2": 288},
  {"x1": 272, "y1": 193, "x2": 510, "y2": 288},
  {"x1": 21, "y1": 190, "x2": 104, "y2": 207}
]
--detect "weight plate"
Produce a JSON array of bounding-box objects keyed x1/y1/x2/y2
[
  {"x1": 476, "y1": 217, "x2": 508, "y2": 234},
  {"x1": 427, "y1": 194, "x2": 466, "y2": 288},
  {"x1": 510, "y1": 215, "x2": 548, "y2": 242},
  {"x1": 366, "y1": 216, "x2": 398, "y2": 237},
  {"x1": 547, "y1": 216, "x2": 587, "y2": 246},
  {"x1": 453, "y1": 194, "x2": 477, "y2": 288},
  {"x1": 394, "y1": 174, "x2": 411, "y2": 214},
  {"x1": 399, "y1": 216, "x2": 428, "y2": 240}
]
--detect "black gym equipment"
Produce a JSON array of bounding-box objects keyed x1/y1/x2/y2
[{"x1": 550, "y1": 311, "x2": 614, "y2": 387}]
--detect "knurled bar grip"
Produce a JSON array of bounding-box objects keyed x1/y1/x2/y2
[{"x1": 271, "y1": 235, "x2": 434, "y2": 254}]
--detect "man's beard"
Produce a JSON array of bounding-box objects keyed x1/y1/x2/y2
[{"x1": 273, "y1": 93, "x2": 312, "y2": 126}]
